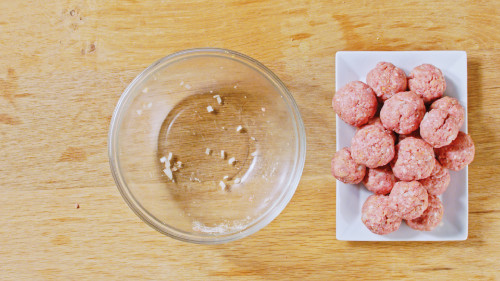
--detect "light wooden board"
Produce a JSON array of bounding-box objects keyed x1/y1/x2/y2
[{"x1": 0, "y1": 0, "x2": 499, "y2": 279}]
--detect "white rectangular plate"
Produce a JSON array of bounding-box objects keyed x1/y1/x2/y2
[{"x1": 335, "y1": 51, "x2": 468, "y2": 241}]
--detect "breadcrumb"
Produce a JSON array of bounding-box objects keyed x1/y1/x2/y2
[
  {"x1": 213, "y1": 95, "x2": 222, "y2": 104},
  {"x1": 219, "y1": 181, "x2": 226, "y2": 190},
  {"x1": 163, "y1": 168, "x2": 173, "y2": 180}
]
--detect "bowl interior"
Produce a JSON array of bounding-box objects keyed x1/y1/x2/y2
[{"x1": 110, "y1": 49, "x2": 304, "y2": 243}]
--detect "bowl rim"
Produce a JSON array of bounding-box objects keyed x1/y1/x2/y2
[{"x1": 108, "y1": 48, "x2": 306, "y2": 244}]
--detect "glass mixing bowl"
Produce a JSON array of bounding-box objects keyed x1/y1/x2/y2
[{"x1": 108, "y1": 48, "x2": 306, "y2": 244}]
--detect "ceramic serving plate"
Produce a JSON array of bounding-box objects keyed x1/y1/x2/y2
[{"x1": 335, "y1": 51, "x2": 468, "y2": 241}]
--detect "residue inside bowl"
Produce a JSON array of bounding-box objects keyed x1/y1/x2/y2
[{"x1": 155, "y1": 89, "x2": 281, "y2": 233}]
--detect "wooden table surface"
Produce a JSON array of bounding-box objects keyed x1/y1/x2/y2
[{"x1": 1, "y1": 0, "x2": 499, "y2": 280}]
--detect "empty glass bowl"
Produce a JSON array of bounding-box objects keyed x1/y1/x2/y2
[{"x1": 108, "y1": 48, "x2": 306, "y2": 244}]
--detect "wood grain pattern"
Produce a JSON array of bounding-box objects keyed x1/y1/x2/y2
[{"x1": 0, "y1": 0, "x2": 499, "y2": 279}]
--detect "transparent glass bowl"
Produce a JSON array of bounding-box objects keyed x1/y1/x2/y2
[{"x1": 108, "y1": 48, "x2": 306, "y2": 244}]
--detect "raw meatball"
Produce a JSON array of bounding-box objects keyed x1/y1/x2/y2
[
  {"x1": 389, "y1": 181, "x2": 429, "y2": 220},
  {"x1": 420, "y1": 108, "x2": 460, "y2": 148},
  {"x1": 435, "y1": 131, "x2": 475, "y2": 171},
  {"x1": 366, "y1": 62, "x2": 408, "y2": 101},
  {"x1": 391, "y1": 137, "x2": 435, "y2": 181},
  {"x1": 419, "y1": 159, "x2": 450, "y2": 196},
  {"x1": 331, "y1": 147, "x2": 366, "y2": 184},
  {"x1": 361, "y1": 117, "x2": 397, "y2": 143},
  {"x1": 363, "y1": 165, "x2": 396, "y2": 195},
  {"x1": 362, "y1": 195, "x2": 402, "y2": 235},
  {"x1": 351, "y1": 125, "x2": 395, "y2": 168},
  {"x1": 398, "y1": 129, "x2": 420, "y2": 143},
  {"x1": 406, "y1": 194, "x2": 444, "y2": 231},
  {"x1": 430, "y1": 96, "x2": 465, "y2": 128},
  {"x1": 380, "y1": 91, "x2": 425, "y2": 134},
  {"x1": 333, "y1": 81, "x2": 378, "y2": 127},
  {"x1": 408, "y1": 64, "x2": 446, "y2": 104}
]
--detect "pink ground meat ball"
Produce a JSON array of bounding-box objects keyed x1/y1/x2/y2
[
  {"x1": 351, "y1": 125, "x2": 395, "y2": 168},
  {"x1": 408, "y1": 64, "x2": 447, "y2": 104},
  {"x1": 430, "y1": 96, "x2": 465, "y2": 128},
  {"x1": 363, "y1": 165, "x2": 396, "y2": 195},
  {"x1": 435, "y1": 131, "x2": 475, "y2": 171},
  {"x1": 333, "y1": 81, "x2": 378, "y2": 127},
  {"x1": 331, "y1": 147, "x2": 366, "y2": 184},
  {"x1": 361, "y1": 195, "x2": 402, "y2": 235},
  {"x1": 419, "y1": 159, "x2": 450, "y2": 196},
  {"x1": 366, "y1": 62, "x2": 408, "y2": 101},
  {"x1": 420, "y1": 108, "x2": 461, "y2": 148},
  {"x1": 361, "y1": 117, "x2": 397, "y2": 143},
  {"x1": 406, "y1": 194, "x2": 444, "y2": 231},
  {"x1": 389, "y1": 181, "x2": 429, "y2": 220},
  {"x1": 380, "y1": 91, "x2": 426, "y2": 134},
  {"x1": 391, "y1": 137, "x2": 435, "y2": 181}
]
